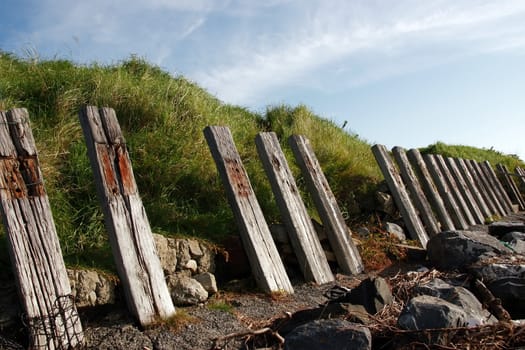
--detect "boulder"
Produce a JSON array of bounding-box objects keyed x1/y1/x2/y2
[
  {"x1": 376, "y1": 192, "x2": 397, "y2": 216},
  {"x1": 68, "y1": 269, "x2": 117, "y2": 308},
  {"x1": 501, "y1": 231, "x2": 525, "y2": 254},
  {"x1": 427, "y1": 230, "x2": 512, "y2": 270},
  {"x1": 167, "y1": 274, "x2": 208, "y2": 306},
  {"x1": 194, "y1": 272, "x2": 218, "y2": 295},
  {"x1": 488, "y1": 221, "x2": 525, "y2": 238},
  {"x1": 414, "y1": 278, "x2": 496, "y2": 326},
  {"x1": 284, "y1": 319, "x2": 371, "y2": 350},
  {"x1": 486, "y1": 277, "x2": 525, "y2": 319},
  {"x1": 328, "y1": 276, "x2": 392, "y2": 314},
  {"x1": 398, "y1": 295, "x2": 468, "y2": 329},
  {"x1": 153, "y1": 234, "x2": 178, "y2": 275}
]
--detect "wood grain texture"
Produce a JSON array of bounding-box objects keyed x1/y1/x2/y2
[
  {"x1": 469, "y1": 160, "x2": 506, "y2": 217},
  {"x1": 406, "y1": 149, "x2": 455, "y2": 231},
  {"x1": 255, "y1": 132, "x2": 333, "y2": 284},
  {"x1": 290, "y1": 135, "x2": 363, "y2": 273},
  {"x1": 454, "y1": 158, "x2": 492, "y2": 219},
  {"x1": 79, "y1": 106, "x2": 175, "y2": 326},
  {"x1": 481, "y1": 161, "x2": 513, "y2": 213},
  {"x1": 0, "y1": 109, "x2": 83, "y2": 349},
  {"x1": 497, "y1": 164, "x2": 525, "y2": 210},
  {"x1": 204, "y1": 126, "x2": 293, "y2": 293}
]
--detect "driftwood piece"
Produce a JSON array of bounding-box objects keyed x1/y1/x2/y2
[
  {"x1": 481, "y1": 161, "x2": 513, "y2": 213},
  {"x1": 255, "y1": 132, "x2": 334, "y2": 284},
  {"x1": 470, "y1": 160, "x2": 506, "y2": 217},
  {"x1": 444, "y1": 157, "x2": 485, "y2": 224},
  {"x1": 454, "y1": 158, "x2": 492, "y2": 219},
  {"x1": 204, "y1": 126, "x2": 293, "y2": 293},
  {"x1": 392, "y1": 147, "x2": 440, "y2": 236},
  {"x1": 407, "y1": 149, "x2": 455, "y2": 231},
  {"x1": 0, "y1": 109, "x2": 83, "y2": 349},
  {"x1": 372, "y1": 145, "x2": 429, "y2": 247},
  {"x1": 424, "y1": 154, "x2": 469, "y2": 230},
  {"x1": 290, "y1": 135, "x2": 363, "y2": 274},
  {"x1": 79, "y1": 106, "x2": 176, "y2": 325},
  {"x1": 434, "y1": 154, "x2": 476, "y2": 226},
  {"x1": 497, "y1": 164, "x2": 525, "y2": 211}
]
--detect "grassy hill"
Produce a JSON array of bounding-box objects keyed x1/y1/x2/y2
[{"x1": 0, "y1": 51, "x2": 523, "y2": 268}]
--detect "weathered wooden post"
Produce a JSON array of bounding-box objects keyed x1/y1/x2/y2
[
  {"x1": 464, "y1": 159, "x2": 501, "y2": 217},
  {"x1": 481, "y1": 161, "x2": 514, "y2": 213},
  {"x1": 371, "y1": 144, "x2": 429, "y2": 247},
  {"x1": 424, "y1": 154, "x2": 469, "y2": 230},
  {"x1": 454, "y1": 158, "x2": 492, "y2": 219},
  {"x1": 434, "y1": 154, "x2": 476, "y2": 226},
  {"x1": 255, "y1": 132, "x2": 334, "y2": 284},
  {"x1": 79, "y1": 106, "x2": 176, "y2": 325},
  {"x1": 470, "y1": 160, "x2": 507, "y2": 216},
  {"x1": 444, "y1": 157, "x2": 485, "y2": 224},
  {"x1": 392, "y1": 147, "x2": 440, "y2": 236},
  {"x1": 0, "y1": 108, "x2": 83, "y2": 349},
  {"x1": 204, "y1": 126, "x2": 293, "y2": 293},
  {"x1": 516, "y1": 167, "x2": 525, "y2": 189},
  {"x1": 497, "y1": 164, "x2": 525, "y2": 210},
  {"x1": 407, "y1": 149, "x2": 455, "y2": 231},
  {"x1": 290, "y1": 135, "x2": 363, "y2": 273}
]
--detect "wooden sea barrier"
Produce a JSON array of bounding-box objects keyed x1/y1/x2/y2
[
  {"x1": 0, "y1": 109, "x2": 83, "y2": 349},
  {"x1": 204, "y1": 126, "x2": 293, "y2": 293},
  {"x1": 464, "y1": 159, "x2": 501, "y2": 217},
  {"x1": 470, "y1": 160, "x2": 507, "y2": 216},
  {"x1": 392, "y1": 147, "x2": 440, "y2": 236},
  {"x1": 424, "y1": 154, "x2": 469, "y2": 230},
  {"x1": 454, "y1": 158, "x2": 492, "y2": 219},
  {"x1": 444, "y1": 157, "x2": 485, "y2": 224},
  {"x1": 516, "y1": 167, "x2": 525, "y2": 189},
  {"x1": 255, "y1": 132, "x2": 334, "y2": 284},
  {"x1": 481, "y1": 161, "x2": 514, "y2": 213},
  {"x1": 290, "y1": 135, "x2": 364, "y2": 274},
  {"x1": 407, "y1": 149, "x2": 455, "y2": 231},
  {"x1": 497, "y1": 164, "x2": 525, "y2": 210},
  {"x1": 371, "y1": 144, "x2": 429, "y2": 247},
  {"x1": 79, "y1": 106, "x2": 176, "y2": 325},
  {"x1": 434, "y1": 154, "x2": 477, "y2": 226}
]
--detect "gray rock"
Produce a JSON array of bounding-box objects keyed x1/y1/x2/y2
[
  {"x1": 284, "y1": 319, "x2": 371, "y2": 350},
  {"x1": 501, "y1": 231, "x2": 525, "y2": 254},
  {"x1": 470, "y1": 261, "x2": 525, "y2": 282},
  {"x1": 188, "y1": 239, "x2": 203, "y2": 257},
  {"x1": 196, "y1": 242, "x2": 216, "y2": 274},
  {"x1": 194, "y1": 272, "x2": 218, "y2": 295},
  {"x1": 184, "y1": 259, "x2": 198, "y2": 273},
  {"x1": 68, "y1": 269, "x2": 117, "y2": 308},
  {"x1": 384, "y1": 222, "x2": 406, "y2": 242},
  {"x1": 153, "y1": 233, "x2": 178, "y2": 275},
  {"x1": 427, "y1": 230, "x2": 512, "y2": 270},
  {"x1": 487, "y1": 277, "x2": 525, "y2": 319},
  {"x1": 356, "y1": 227, "x2": 370, "y2": 238},
  {"x1": 167, "y1": 274, "x2": 208, "y2": 305},
  {"x1": 176, "y1": 240, "x2": 192, "y2": 271},
  {"x1": 329, "y1": 276, "x2": 392, "y2": 314},
  {"x1": 376, "y1": 191, "x2": 396, "y2": 216},
  {"x1": 398, "y1": 295, "x2": 468, "y2": 329},
  {"x1": 414, "y1": 278, "x2": 496, "y2": 326},
  {"x1": 84, "y1": 325, "x2": 153, "y2": 350},
  {"x1": 488, "y1": 221, "x2": 525, "y2": 238}
]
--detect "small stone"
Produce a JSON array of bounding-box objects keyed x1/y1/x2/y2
[
  {"x1": 384, "y1": 222, "x2": 406, "y2": 242},
  {"x1": 185, "y1": 259, "x2": 198, "y2": 273},
  {"x1": 167, "y1": 274, "x2": 208, "y2": 306},
  {"x1": 188, "y1": 239, "x2": 203, "y2": 257},
  {"x1": 194, "y1": 272, "x2": 218, "y2": 295},
  {"x1": 356, "y1": 227, "x2": 370, "y2": 238}
]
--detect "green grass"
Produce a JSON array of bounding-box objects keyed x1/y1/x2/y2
[{"x1": 0, "y1": 51, "x2": 523, "y2": 271}]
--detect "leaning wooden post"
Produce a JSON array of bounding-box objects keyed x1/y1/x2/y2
[
  {"x1": 371, "y1": 144, "x2": 429, "y2": 247},
  {"x1": 481, "y1": 161, "x2": 514, "y2": 213},
  {"x1": 204, "y1": 126, "x2": 293, "y2": 293},
  {"x1": 290, "y1": 135, "x2": 363, "y2": 274},
  {"x1": 470, "y1": 160, "x2": 507, "y2": 216},
  {"x1": 496, "y1": 164, "x2": 525, "y2": 210},
  {"x1": 434, "y1": 154, "x2": 476, "y2": 226},
  {"x1": 464, "y1": 159, "x2": 500, "y2": 217},
  {"x1": 255, "y1": 132, "x2": 334, "y2": 284},
  {"x1": 455, "y1": 158, "x2": 492, "y2": 219},
  {"x1": 79, "y1": 106, "x2": 176, "y2": 325},
  {"x1": 516, "y1": 167, "x2": 525, "y2": 190},
  {"x1": 407, "y1": 149, "x2": 455, "y2": 231},
  {"x1": 392, "y1": 147, "x2": 440, "y2": 236},
  {"x1": 444, "y1": 157, "x2": 485, "y2": 224},
  {"x1": 424, "y1": 154, "x2": 469, "y2": 230},
  {"x1": 0, "y1": 109, "x2": 83, "y2": 349}
]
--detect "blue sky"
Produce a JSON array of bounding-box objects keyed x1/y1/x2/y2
[{"x1": 1, "y1": 0, "x2": 525, "y2": 159}]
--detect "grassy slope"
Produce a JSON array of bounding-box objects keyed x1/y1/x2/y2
[{"x1": 0, "y1": 52, "x2": 523, "y2": 269}]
